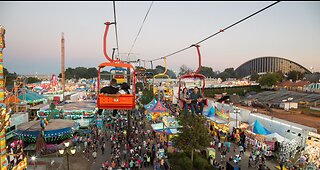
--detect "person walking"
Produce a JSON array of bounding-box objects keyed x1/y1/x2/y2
[
  {"x1": 239, "y1": 145, "x2": 244, "y2": 155},
  {"x1": 101, "y1": 142, "x2": 105, "y2": 155},
  {"x1": 280, "y1": 158, "x2": 284, "y2": 170},
  {"x1": 92, "y1": 150, "x2": 97, "y2": 163},
  {"x1": 147, "y1": 154, "x2": 151, "y2": 167}
]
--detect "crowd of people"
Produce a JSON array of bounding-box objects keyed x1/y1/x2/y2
[
  {"x1": 206, "y1": 126, "x2": 274, "y2": 170},
  {"x1": 66, "y1": 79, "x2": 278, "y2": 170},
  {"x1": 70, "y1": 95, "x2": 171, "y2": 170},
  {"x1": 6, "y1": 140, "x2": 26, "y2": 170}
]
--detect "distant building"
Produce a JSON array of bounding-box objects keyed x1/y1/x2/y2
[
  {"x1": 275, "y1": 80, "x2": 311, "y2": 92},
  {"x1": 235, "y1": 56, "x2": 311, "y2": 78},
  {"x1": 303, "y1": 83, "x2": 320, "y2": 93}
]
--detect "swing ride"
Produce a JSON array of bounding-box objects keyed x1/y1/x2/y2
[
  {"x1": 178, "y1": 45, "x2": 208, "y2": 110},
  {"x1": 152, "y1": 57, "x2": 173, "y2": 101},
  {"x1": 96, "y1": 22, "x2": 136, "y2": 110}
]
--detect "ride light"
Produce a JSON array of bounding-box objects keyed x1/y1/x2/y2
[
  {"x1": 71, "y1": 148, "x2": 76, "y2": 155},
  {"x1": 59, "y1": 149, "x2": 64, "y2": 155},
  {"x1": 64, "y1": 141, "x2": 70, "y2": 147}
]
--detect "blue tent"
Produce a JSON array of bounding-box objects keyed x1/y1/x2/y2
[
  {"x1": 253, "y1": 119, "x2": 272, "y2": 135},
  {"x1": 144, "y1": 98, "x2": 157, "y2": 110},
  {"x1": 206, "y1": 106, "x2": 215, "y2": 117},
  {"x1": 18, "y1": 90, "x2": 46, "y2": 104},
  {"x1": 110, "y1": 67, "x2": 127, "y2": 72}
]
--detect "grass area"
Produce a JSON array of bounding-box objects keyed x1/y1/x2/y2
[
  {"x1": 204, "y1": 85, "x2": 263, "y2": 97},
  {"x1": 296, "y1": 107, "x2": 320, "y2": 117}
]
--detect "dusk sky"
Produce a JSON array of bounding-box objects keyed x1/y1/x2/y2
[{"x1": 0, "y1": 1, "x2": 319, "y2": 75}]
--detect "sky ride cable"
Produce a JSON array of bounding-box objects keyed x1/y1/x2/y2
[
  {"x1": 113, "y1": 1, "x2": 120, "y2": 59},
  {"x1": 146, "y1": 1, "x2": 281, "y2": 62},
  {"x1": 194, "y1": 1, "x2": 280, "y2": 45},
  {"x1": 127, "y1": 1, "x2": 154, "y2": 58}
]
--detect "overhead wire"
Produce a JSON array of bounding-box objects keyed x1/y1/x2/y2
[
  {"x1": 127, "y1": 1, "x2": 154, "y2": 58},
  {"x1": 113, "y1": 1, "x2": 120, "y2": 59},
  {"x1": 146, "y1": 1, "x2": 280, "y2": 62}
]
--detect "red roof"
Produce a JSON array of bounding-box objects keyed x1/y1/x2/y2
[{"x1": 277, "y1": 80, "x2": 311, "y2": 87}]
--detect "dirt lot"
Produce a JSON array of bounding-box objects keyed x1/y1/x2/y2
[{"x1": 236, "y1": 104, "x2": 320, "y2": 133}]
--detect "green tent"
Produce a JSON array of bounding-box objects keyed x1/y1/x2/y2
[{"x1": 18, "y1": 90, "x2": 46, "y2": 104}]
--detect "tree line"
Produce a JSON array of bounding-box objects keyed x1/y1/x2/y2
[
  {"x1": 4, "y1": 64, "x2": 310, "y2": 88},
  {"x1": 58, "y1": 66, "x2": 177, "y2": 80},
  {"x1": 4, "y1": 68, "x2": 42, "y2": 87},
  {"x1": 58, "y1": 67, "x2": 98, "y2": 79},
  {"x1": 177, "y1": 64, "x2": 311, "y2": 90}
]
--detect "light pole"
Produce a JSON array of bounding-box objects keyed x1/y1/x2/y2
[
  {"x1": 59, "y1": 141, "x2": 76, "y2": 170},
  {"x1": 234, "y1": 107, "x2": 240, "y2": 128},
  {"x1": 288, "y1": 97, "x2": 293, "y2": 113},
  {"x1": 162, "y1": 116, "x2": 169, "y2": 150},
  {"x1": 31, "y1": 156, "x2": 36, "y2": 169}
]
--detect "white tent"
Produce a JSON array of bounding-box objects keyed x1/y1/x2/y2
[{"x1": 265, "y1": 133, "x2": 290, "y2": 143}]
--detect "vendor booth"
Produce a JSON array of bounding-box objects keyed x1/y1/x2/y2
[
  {"x1": 244, "y1": 120, "x2": 278, "y2": 157},
  {"x1": 205, "y1": 106, "x2": 230, "y2": 141},
  {"x1": 301, "y1": 132, "x2": 320, "y2": 169}
]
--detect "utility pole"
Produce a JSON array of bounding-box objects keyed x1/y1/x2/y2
[{"x1": 61, "y1": 33, "x2": 65, "y2": 99}]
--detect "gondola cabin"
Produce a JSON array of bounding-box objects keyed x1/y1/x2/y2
[{"x1": 97, "y1": 62, "x2": 136, "y2": 110}]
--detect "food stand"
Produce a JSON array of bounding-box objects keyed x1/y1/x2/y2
[{"x1": 244, "y1": 130, "x2": 275, "y2": 157}]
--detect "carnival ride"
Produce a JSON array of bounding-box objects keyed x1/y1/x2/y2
[
  {"x1": 178, "y1": 45, "x2": 208, "y2": 110},
  {"x1": 15, "y1": 119, "x2": 79, "y2": 143},
  {"x1": 26, "y1": 74, "x2": 61, "y2": 94},
  {"x1": 5, "y1": 77, "x2": 27, "y2": 113},
  {"x1": 97, "y1": 21, "x2": 136, "y2": 110},
  {"x1": 144, "y1": 98, "x2": 169, "y2": 121},
  {"x1": 110, "y1": 67, "x2": 127, "y2": 84},
  {"x1": 152, "y1": 57, "x2": 173, "y2": 101}
]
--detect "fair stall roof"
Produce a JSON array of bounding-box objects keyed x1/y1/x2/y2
[{"x1": 265, "y1": 133, "x2": 290, "y2": 143}]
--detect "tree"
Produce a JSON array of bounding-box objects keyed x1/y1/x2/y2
[
  {"x1": 4, "y1": 67, "x2": 17, "y2": 87},
  {"x1": 60, "y1": 67, "x2": 98, "y2": 80},
  {"x1": 178, "y1": 64, "x2": 193, "y2": 77},
  {"x1": 141, "y1": 88, "x2": 153, "y2": 105},
  {"x1": 153, "y1": 65, "x2": 176, "y2": 79},
  {"x1": 199, "y1": 66, "x2": 216, "y2": 78},
  {"x1": 258, "y1": 72, "x2": 283, "y2": 87},
  {"x1": 65, "y1": 67, "x2": 75, "y2": 79},
  {"x1": 250, "y1": 72, "x2": 260, "y2": 81},
  {"x1": 167, "y1": 69, "x2": 177, "y2": 79},
  {"x1": 217, "y1": 72, "x2": 231, "y2": 81},
  {"x1": 87, "y1": 67, "x2": 98, "y2": 78},
  {"x1": 172, "y1": 115, "x2": 211, "y2": 162},
  {"x1": 27, "y1": 77, "x2": 41, "y2": 84},
  {"x1": 286, "y1": 70, "x2": 304, "y2": 82},
  {"x1": 217, "y1": 68, "x2": 237, "y2": 80}
]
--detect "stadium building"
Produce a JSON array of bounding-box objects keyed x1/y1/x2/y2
[{"x1": 235, "y1": 56, "x2": 311, "y2": 78}]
